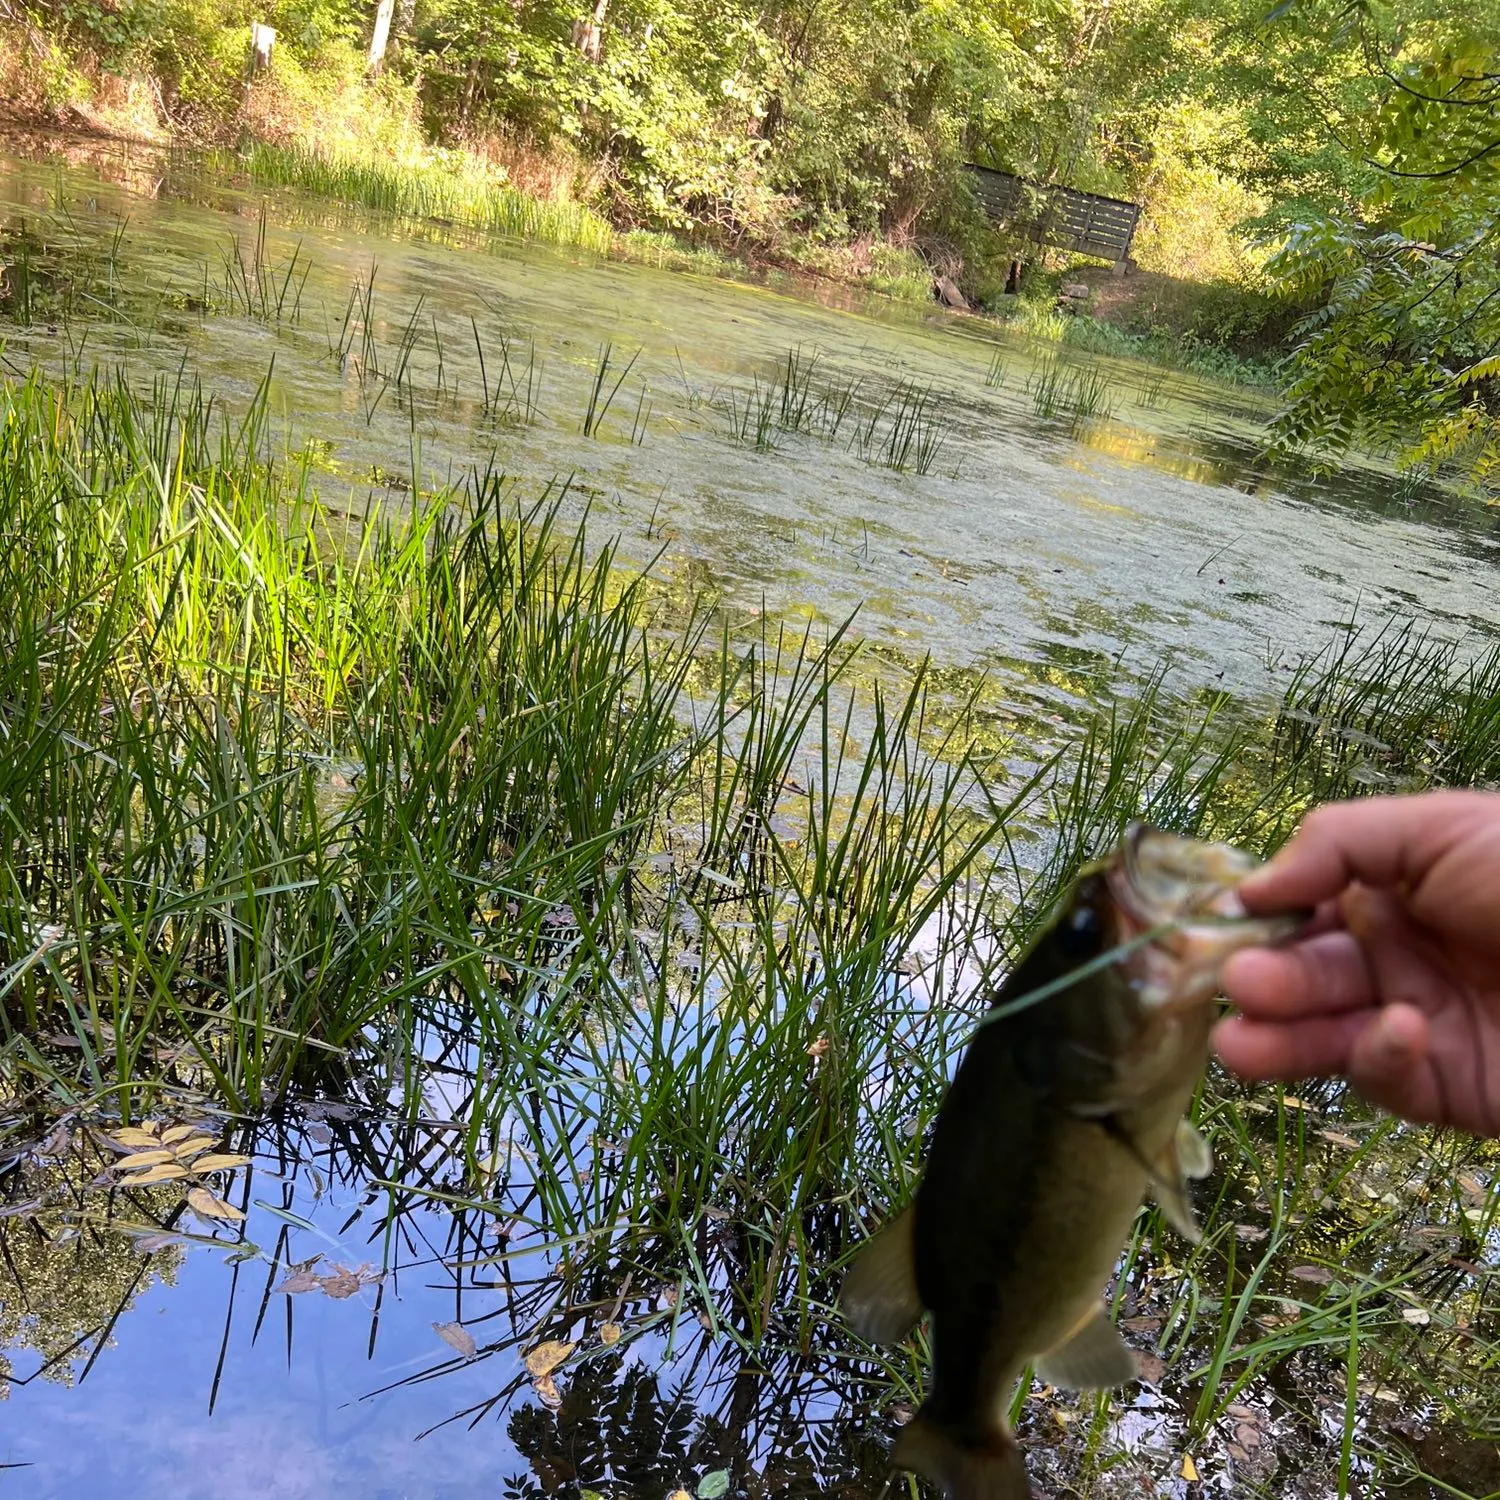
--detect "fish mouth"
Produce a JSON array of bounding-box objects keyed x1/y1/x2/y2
[{"x1": 1107, "y1": 822, "x2": 1308, "y2": 1011}]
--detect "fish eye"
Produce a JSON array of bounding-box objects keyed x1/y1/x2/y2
[{"x1": 1058, "y1": 903, "x2": 1105, "y2": 958}]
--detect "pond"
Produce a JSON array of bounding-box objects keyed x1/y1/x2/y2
[{"x1": 0, "y1": 132, "x2": 1497, "y2": 1500}]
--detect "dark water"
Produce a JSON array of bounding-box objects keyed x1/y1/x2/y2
[{"x1": 1, "y1": 131, "x2": 1498, "y2": 1500}]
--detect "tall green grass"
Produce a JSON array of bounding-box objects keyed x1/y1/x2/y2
[
  {"x1": 1, "y1": 358, "x2": 1497, "y2": 1494},
  {"x1": 212, "y1": 142, "x2": 616, "y2": 256}
]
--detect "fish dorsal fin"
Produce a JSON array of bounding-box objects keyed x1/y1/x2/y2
[
  {"x1": 840, "y1": 1201, "x2": 923, "y2": 1345},
  {"x1": 1033, "y1": 1308, "x2": 1138, "y2": 1390},
  {"x1": 1149, "y1": 1119, "x2": 1212, "y2": 1244}
]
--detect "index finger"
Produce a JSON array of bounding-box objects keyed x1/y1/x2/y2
[{"x1": 1237, "y1": 791, "x2": 1488, "y2": 912}]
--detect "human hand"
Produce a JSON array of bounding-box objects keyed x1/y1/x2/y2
[{"x1": 1213, "y1": 790, "x2": 1500, "y2": 1138}]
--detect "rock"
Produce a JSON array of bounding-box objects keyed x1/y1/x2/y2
[
  {"x1": 935, "y1": 275, "x2": 970, "y2": 311},
  {"x1": 1060, "y1": 282, "x2": 1091, "y2": 301}
]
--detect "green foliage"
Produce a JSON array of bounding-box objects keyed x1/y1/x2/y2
[{"x1": 1253, "y1": 2, "x2": 1500, "y2": 479}]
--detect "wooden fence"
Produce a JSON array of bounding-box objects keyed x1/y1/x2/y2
[{"x1": 963, "y1": 165, "x2": 1141, "y2": 264}]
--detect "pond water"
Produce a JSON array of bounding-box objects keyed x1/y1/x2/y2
[{"x1": 0, "y1": 133, "x2": 1497, "y2": 1500}]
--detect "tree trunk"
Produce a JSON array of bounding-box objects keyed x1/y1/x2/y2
[
  {"x1": 367, "y1": 0, "x2": 395, "y2": 76},
  {"x1": 571, "y1": 0, "x2": 608, "y2": 63}
]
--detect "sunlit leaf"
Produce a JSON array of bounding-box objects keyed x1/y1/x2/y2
[
  {"x1": 125, "y1": 1163, "x2": 190, "y2": 1185},
  {"x1": 433, "y1": 1320, "x2": 477, "y2": 1359},
  {"x1": 117, "y1": 1149, "x2": 176, "y2": 1170},
  {"x1": 187, "y1": 1187, "x2": 244, "y2": 1221},
  {"x1": 159, "y1": 1124, "x2": 203, "y2": 1144},
  {"x1": 169, "y1": 1135, "x2": 218, "y2": 1160},
  {"x1": 524, "y1": 1339, "x2": 575, "y2": 1378}
]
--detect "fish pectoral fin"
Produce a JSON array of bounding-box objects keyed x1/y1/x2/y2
[
  {"x1": 840, "y1": 1201, "x2": 923, "y2": 1344},
  {"x1": 1148, "y1": 1118, "x2": 1211, "y2": 1244},
  {"x1": 1033, "y1": 1309, "x2": 1138, "y2": 1391},
  {"x1": 1150, "y1": 1172, "x2": 1204, "y2": 1244},
  {"x1": 1175, "y1": 1118, "x2": 1213, "y2": 1179}
]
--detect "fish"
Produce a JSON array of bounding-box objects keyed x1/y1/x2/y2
[{"x1": 840, "y1": 823, "x2": 1305, "y2": 1500}]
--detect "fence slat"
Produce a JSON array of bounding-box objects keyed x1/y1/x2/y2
[{"x1": 963, "y1": 165, "x2": 1141, "y2": 261}]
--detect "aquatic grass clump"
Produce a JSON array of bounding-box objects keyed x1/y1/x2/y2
[
  {"x1": 0, "y1": 365, "x2": 712, "y2": 1114},
  {"x1": 848, "y1": 379, "x2": 949, "y2": 475},
  {"x1": 214, "y1": 142, "x2": 615, "y2": 256},
  {"x1": 580, "y1": 342, "x2": 642, "y2": 437},
  {"x1": 1026, "y1": 355, "x2": 1115, "y2": 426},
  {"x1": 216, "y1": 212, "x2": 309, "y2": 326}
]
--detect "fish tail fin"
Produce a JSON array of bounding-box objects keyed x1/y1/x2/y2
[{"x1": 893, "y1": 1411, "x2": 1032, "y2": 1500}]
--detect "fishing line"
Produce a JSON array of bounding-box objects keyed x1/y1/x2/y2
[{"x1": 967, "y1": 913, "x2": 1275, "y2": 1032}]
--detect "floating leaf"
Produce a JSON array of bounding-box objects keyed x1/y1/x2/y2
[
  {"x1": 187, "y1": 1187, "x2": 245, "y2": 1221},
  {"x1": 169, "y1": 1135, "x2": 217, "y2": 1160},
  {"x1": 118, "y1": 1149, "x2": 177, "y2": 1170},
  {"x1": 533, "y1": 1374, "x2": 562, "y2": 1409},
  {"x1": 599, "y1": 1322, "x2": 622, "y2": 1346},
  {"x1": 277, "y1": 1271, "x2": 323, "y2": 1294},
  {"x1": 524, "y1": 1340, "x2": 575, "y2": 1378},
  {"x1": 320, "y1": 1264, "x2": 363, "y2": 1298},
  {"x1": 191, "y1": 1154, "x2": 252, "y2": 1173},
  {"x1": 110, "y1": 1128, "x2": 162, "y2": 1150},
  {"x1": 698, "y1": 1470, "x2": 731, "y2": 1499},
  {"x1": 125, "y1": 1163, "x2": 190, "y2": 1185},
  {"x1": 159, "y1": 1124, "x2": 202, "y2": 1145},
  {"x1": 1181, "y1": 1454, "x2": 1199, "y2": 1482},
  {"x1": 434, "y1": 1321, "x2": 477, "y2": 1359}
]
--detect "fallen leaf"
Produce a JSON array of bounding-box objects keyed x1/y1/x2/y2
[
  {"x1": 1181, "y1": 1454, "x2": 1199, "y2": 1482},
  {"x1": 159, "y1": 1124, "x2": 202, "y2": 1145},
  {"x1": 1235, "y1": 1224, "x2": 1268, "y2": 1243},
  {"x1": 533, "y1": 1374, "x2": 562, "y2": 1409},
  {"x1": 125, "y1": 1163, "x2": 190, "y2": 1185},
  {"x1": 524, "y1": 1340, "x2": 575, "y2": 1379},
  {"x1": 599, "y1": 1322, "x2": 622, "y2": 1346},
  {"x1": 277, "y1": 1271, "x2": 324, "y2": 1294},
  {"x1": 434, "y1": 1321, "x2": 477, "y2": 1359},
  {"x1": 1280, "y1": 1095, "x2": 1311, "y2": 1111},
  {"x1": 191, "y1": 1153, "x2": 252, "y2": 1173},
  {"x1": 698, "y1": 1471, "x2": 731, "y2": 1499},
  {"x1": 187, "y1": 1187, "x2": 245, "y2": 1221},
  {"x1": 1290, "y1": 1265, "x2": 1332, "y2": 1284},
  {"x1": 319, "y1": 1264, "x2": 362, "y2": 1298},
  {"x1": 1316, "y1": 1129, "x2": 1359, "y2": 1149},
  {"x1": 109, "y1": 1127, "x2": 162, "y2": 1149},
  {"x1": 118, "y1": 1148, "x2": 177, "y2": 1170},
  {"x1": 169, "y1": 1134, "x2": 217, "y2": 1160},
  {"x1": 1401, "y1": 1306, "x2": 1431, "y2": 1326}
]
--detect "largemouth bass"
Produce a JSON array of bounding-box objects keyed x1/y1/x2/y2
[{"x1": 841, "y1": 824, "x2": 1304, "y2": 1500}]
